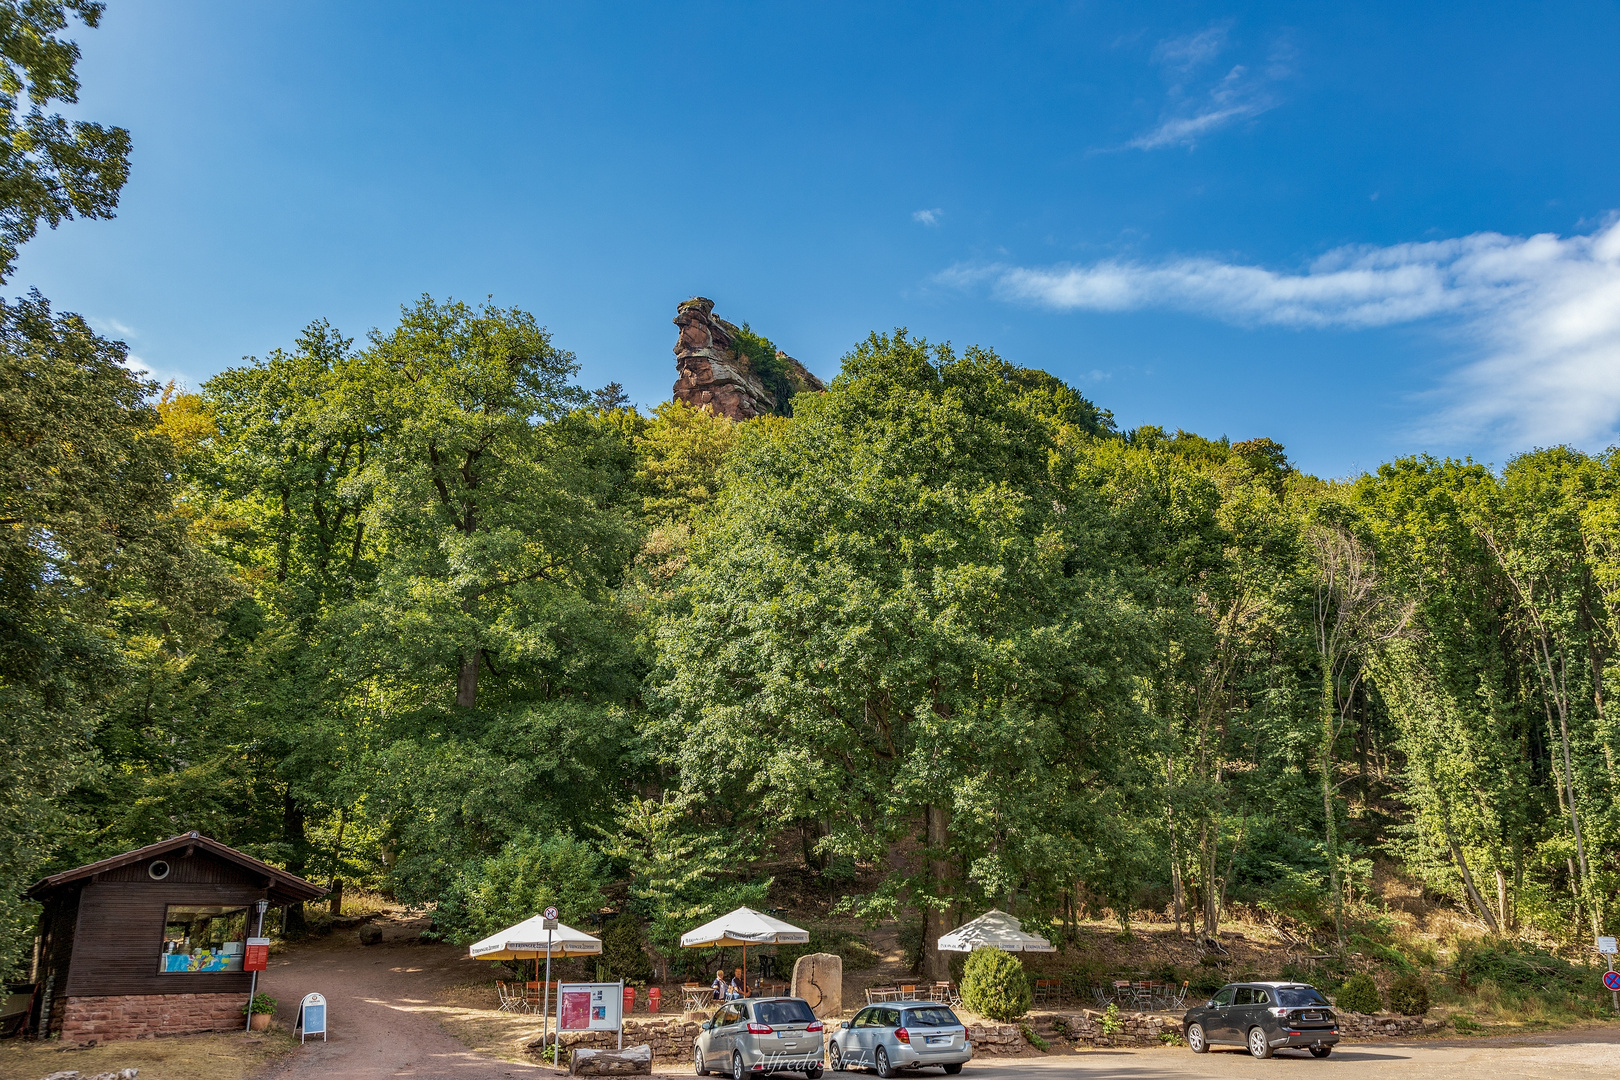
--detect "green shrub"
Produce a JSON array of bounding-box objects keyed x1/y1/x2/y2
[
  {"x1": 1387, "y1": 973, "x2": 1430, "y2": 1015},
  {"x1": 601, "y1": 913, "x2": 653, "y2": 985},
  {"x1": 1334, "y1": 973, "x2": 1382, "y2": 1014},
  {"x1": 1098, "y1": 1003, "x2": 1123, "y2": 1035},
  {"x1": 242, "y1": 992, "x2": 276, "y2": 1016},
  {"x1": 1455, "y1": 940, "x2": 1588, "y2": 996},
  {"x1": 961, "y1": 947, "x2": 1032, "y2": 1020}
]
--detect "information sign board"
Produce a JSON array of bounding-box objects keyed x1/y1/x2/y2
[
  {"x1": 244, "y1": 937, "x2": 270, "y2": 972},
  {"x1": 1599, "y1": 936, "x2": 1618, "y2": 955},
  {"x1": 558, "y1": 981, "x2": 623, "y2": 1034},
  {"x1": 298, "y1": 991, "x2": 327, "y2": 1043}
]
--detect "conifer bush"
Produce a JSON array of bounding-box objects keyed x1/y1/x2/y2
[
  {"x1": 1387, "y1": 974, "x2": 1429, "y2": 1015},
  {"x1": 961, "y1": 947, "x2": 1032, "y2": 1020},
  {"x1": 1334, "y1": 973, "x2": 1382, "y2": 1014}
]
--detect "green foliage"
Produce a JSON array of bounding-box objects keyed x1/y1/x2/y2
[
  {"x1": 1018, "y1": 1022, "x2": 1047, "y2": 1050},
  {"x1": 1097, "y1": 1003, "x2": 1124, "y2": 1035},
  {"x1": 435, "y1": 832, "x2": 607, "y2": 943},
  {"x1": 730, "y1": 324, "x2": 795, "y2": 414},
  {"x1": 1334, "y1": 973, "x2": 1382, "y2": 1014},
  {"x1": 243, "y1": 992, "x2": 277, "y2": 1015},
  {"x1": 1387, "y1": 973, "x2": 1430, "y2": 1015},
  {"x1": 0, "y1": 2, "x2": 131, "y2": 280},
  {"x1": 601, "y1": 913, "x2": 654, "y2": 985},
  {"x1": 1455, "y1": 940, "x2": 1590, "y2": 996},
  {"x1": 961, "y1": 948, "x2": 1032, "y2": 1020}
]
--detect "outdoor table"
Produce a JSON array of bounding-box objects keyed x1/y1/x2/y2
[
  {"x1": 865, "y1": 986, "x2": 899, "y2": 1003},
  {"x1": 682, "y1": 986, "x2": 713, "y2": 1012}
]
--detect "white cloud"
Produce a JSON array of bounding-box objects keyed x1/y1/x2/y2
[
  {"x1": 89, "y1": 316, "x2": 137, "y2": 338},
  {"x1": 913, "y1": 208, "x2": 943, "y2": 227},
  {"x1": 1125, "y1": 25, "x2": 1288, "y2": 150},
  {"x1": 939, "y1": 219, "x2": 1620, "y2": 448}
]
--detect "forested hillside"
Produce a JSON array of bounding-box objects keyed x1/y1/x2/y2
[{"x1": 6, "y1": 292, "x2": 1619, "y2": 986}]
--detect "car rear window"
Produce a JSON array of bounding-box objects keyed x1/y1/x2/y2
[
  {"x1": 1275, "y1": 987, "x2": 1330, "y2": 1008},
  {"x1": 903, "y1": 1008, "x2": 960, "y2": 1027},
  {"x1": 755, "y1": 1000, "x2": 816, "y2": 1026}
]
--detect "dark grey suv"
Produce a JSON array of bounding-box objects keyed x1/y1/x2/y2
[{"x1": 1181, "y1": 982, "x2": 1338, "y2": 1058}]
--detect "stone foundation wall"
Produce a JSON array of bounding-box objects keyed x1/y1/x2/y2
[{"x1": 62, "y1": 993, "x2": 244, "y2": 1042}]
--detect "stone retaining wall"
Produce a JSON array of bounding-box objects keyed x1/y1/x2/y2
[
  {"x1": 1028, "y1": 1008, "x2": 1443, "y2": 1048},
  {"x1": 62, "y1": 993, "x2": 243, "y2": 1042},
  {"x1": 529, "y1": 1018, "x2": 704, "y2": 1063}
]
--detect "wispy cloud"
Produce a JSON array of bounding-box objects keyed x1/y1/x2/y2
[
  {"x1": 938, "y1": 219, "x2": 1620, "y2": 448},
  {"x1": 913, "y1": 208, "x2": 943, "y2": 227},
  {"x1": 89, "y1": 316, "x2": 137, "y2": 338},
  {"x1": 1126, "y1": 25, "x2": 1286, "y2": 150}
]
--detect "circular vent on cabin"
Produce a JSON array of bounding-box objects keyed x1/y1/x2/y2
[{"x1": 148, "y1": 860, "x2": 171, "y2": 880}]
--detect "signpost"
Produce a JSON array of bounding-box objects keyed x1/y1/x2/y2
[
  {"x1": 541, "y1": 909, "x2": 559, "y2": 1064},
  {"x1": 243, "y1": 899, "x2": 270, "y2": 1033},
  {"x1": 297, "y1": 992, "x2": 327, "y2": 1043},
  {"x1": 1600, "y1": 937, "x2": 1619, "y2": 1013},
  {"x1": 557, "y1": 980, "x2": 625, "y2": 1064}
]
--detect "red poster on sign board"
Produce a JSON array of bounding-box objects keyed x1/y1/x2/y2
[
  {"x1": 561, "y1": 990, "x2": 591, "y2": 1030},
  {"x1": 244, "y1": 937, "x2": 270, "y2": 972}
]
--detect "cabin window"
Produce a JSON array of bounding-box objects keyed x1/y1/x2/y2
[{"x1": 159, "y1": 905, "x2": 248, "y2": 973}]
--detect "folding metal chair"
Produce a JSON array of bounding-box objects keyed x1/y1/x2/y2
[{"x1": 495, "y1": 981, "x2": 527, "y2": 1013}]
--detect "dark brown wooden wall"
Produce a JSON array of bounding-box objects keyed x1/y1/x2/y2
[{"x1": 62, "y1": 851, "x2": 266, "y2": 998}]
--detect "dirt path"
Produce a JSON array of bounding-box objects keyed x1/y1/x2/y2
[{"x1": 249, "y1": 922, "x2": 549, "y2": 1080}]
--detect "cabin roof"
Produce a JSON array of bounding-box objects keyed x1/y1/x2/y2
[{"x1": 27, "y1": 831, "x2": 327, "y2": 904}]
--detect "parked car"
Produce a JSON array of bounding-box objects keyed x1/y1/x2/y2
[
  {"x1": 695, "y1": 996, "x2": 826, "y2": 1080},
  {"x1": 829, "y1": 1002, "x2": 973, "y2": 1077},
  {"x1": 1182, "y1": 981, "x2": 1339, "y2": 1059}
]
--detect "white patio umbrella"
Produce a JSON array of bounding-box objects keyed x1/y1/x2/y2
[
  {"x1": 680, "y1": 907, "x2": 809, "y2": 993},
  {"x1": 936, "y1": 909, "x2": 1056, "y2": 953},
  {"x1": 469, "y1": 915, "x2": 603, "y2": 961},
  {"x1": 470, "y1": 915, "x2": 602, "y2": 1058}
]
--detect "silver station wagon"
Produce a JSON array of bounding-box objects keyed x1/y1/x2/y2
[
  {"x1": 829, "y1": 1002, "x2": 973, "y2": 1077},
  {"x1": 695, "y1": 997, "x2": 826, "y2": 1080}
]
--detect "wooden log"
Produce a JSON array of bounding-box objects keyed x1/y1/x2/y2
[{"x1": 570, "y1": 1043, "x2": 653, "y2": 1076}]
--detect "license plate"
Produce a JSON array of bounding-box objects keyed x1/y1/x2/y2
[
  {"x1": 926, "y1": 1036, "x2": 950, "y2": 1046},
  {"x1": 1303, "y1": 1012, "x2": 1323, "y2": 1020}
]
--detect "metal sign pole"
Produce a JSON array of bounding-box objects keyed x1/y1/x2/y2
[
  {"x1": 544, "y1": 929, "x2": 554, "y2": 1061},
  {"x1": 1610, "y1": 955, "x2": 1617, "y2": 1015},
  {"x1": 244, "y1": 899, "x2": 268, "y2": 1033}
]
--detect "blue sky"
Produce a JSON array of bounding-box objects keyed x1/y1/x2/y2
[{"x1": 19, "y1": 1, "x2": 1620, "y2": 477}]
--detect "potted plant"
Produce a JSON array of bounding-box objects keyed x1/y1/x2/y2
[{"x1": 243, "y1": 992, "x2": 277, "y2": 1031}]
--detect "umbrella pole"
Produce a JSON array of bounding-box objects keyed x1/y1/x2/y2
[{"x1": 743, "y1": 944, "x2": 747, "y2": 998}]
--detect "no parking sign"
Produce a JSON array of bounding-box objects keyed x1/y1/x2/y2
[{"x1": 1603, "y1": 971, "x2": 1620, "y2": 992}]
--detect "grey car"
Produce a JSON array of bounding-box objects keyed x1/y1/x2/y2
[
  {"x1": 695, "y1": 997, "x2": 826, "y2": 1080},
  {"x1": 1181, "y1": 981, "x2": 1339, "y2": 1058},
  {"x1": 829, "y1": 1002, "x2": 973, "y2": 1077}
]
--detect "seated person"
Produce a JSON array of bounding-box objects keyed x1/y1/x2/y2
[
  {"x1": 728, "y1": 968, "x2": 744, "y2": 999},
  {"x1": 711, "y1": 972, "x2": 727, "y2": 1001}
]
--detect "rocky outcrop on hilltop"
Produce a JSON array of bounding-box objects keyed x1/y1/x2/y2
[{"x1": 672, "y1": 297, "x2": 825, "y2": 420}]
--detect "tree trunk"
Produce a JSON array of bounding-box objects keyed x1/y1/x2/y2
[
  {"x1": 922, "y1": 804, "x2": 951, "y2": 981},
  {"x1": 456, "y1": 652, "x2": 480, "y2": 707},
  {"x1": 282, "y1": 792, "x2": 310, "y2": 937},
  {"x1": 1320, "y1": 681, "x2": 1346, "y2": 950},
  {"x1": 1438, "y1": 804, "x2": 1499, "y2": 932}
]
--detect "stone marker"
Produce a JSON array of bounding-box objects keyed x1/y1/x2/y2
[
  {"x1": 570, "y1": 1043, "x2": 653, "y2": 1076},
  {"x1": 790, "y1": 953, "x2": 842, "y2": 1019}
]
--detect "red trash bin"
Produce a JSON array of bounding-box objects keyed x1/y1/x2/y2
[
  {"x1": 648, "y1": 987, "x2": 661, "y2": 1013},
  {"x1": 623, "y1": 985, "x2": 636, "y2": 1016}
]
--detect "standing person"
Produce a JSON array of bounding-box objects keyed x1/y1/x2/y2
[{"x1": 712, "y1": 970, "x2": 727, "y2": 1002}]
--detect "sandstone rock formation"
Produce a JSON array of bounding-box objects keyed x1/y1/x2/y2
[
  {"x1": 673, "y1": 297, "x2": 825, "y2": 421},
  {"x1": 790, "y1": 952, "x2": 842, "y2": 1019}
]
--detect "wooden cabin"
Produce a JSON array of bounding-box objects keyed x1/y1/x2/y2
[{"x1": 26, "y1": 831, "x2": 325, "y2": 1042}]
